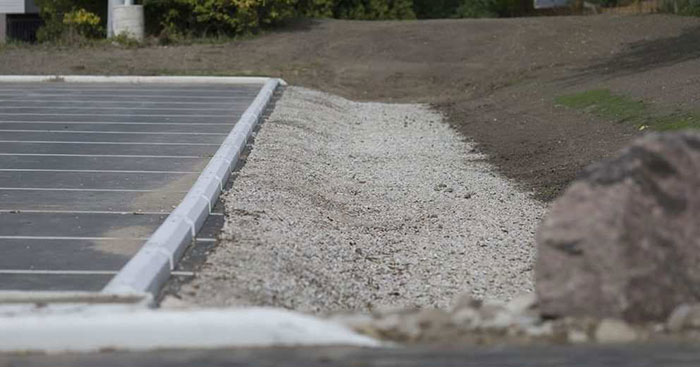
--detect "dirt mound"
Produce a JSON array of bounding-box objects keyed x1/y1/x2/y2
[{"x1": 3, "y1": 15, "x2": 700, "y2": 199}]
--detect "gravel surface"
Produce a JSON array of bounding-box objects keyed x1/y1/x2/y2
[{"x1": 179, "y1": 87, "x2": 546, "y2": 313}]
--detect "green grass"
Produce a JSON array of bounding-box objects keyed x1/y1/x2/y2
[{"x1": 555, "y1": 89, "x2": 700, "y2": 131}]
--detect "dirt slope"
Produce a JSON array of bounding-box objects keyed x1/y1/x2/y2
[{"x1": 2, "y1": 15, "x2": 699, "y2": 200}]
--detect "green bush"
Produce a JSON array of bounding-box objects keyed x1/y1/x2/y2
[
  {"x1": 412, "y1": 0, "x2": 461, "y2": 18},
  {"x1": 454, "y1": 0, "x2": 530, "y2": 17},
  {"x1": 145, "y1": 0, "x2": 415, "y2": 39},
  {"x1": 660, "y1": 0, "x2": 700, "y2": 15},
  {"x1": 324, "y1": 0, "x2": 415, "y2": 20},
  {"x1": 63, "y1": 8, "x2": 103, "y2": 39},
  {"x1": 35, "y1": 0, "x2": 106, "y2": 42},
  {"x1": 144, "y1": 0, "x2": 298, "y2": 38}
]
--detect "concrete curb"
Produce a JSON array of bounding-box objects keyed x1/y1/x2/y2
[
  {"x1": 0, "y1": 307, "x2": 381, "y2": 353},
  {"x1": 98, "y1": 77, "x2": 282, "y2": 296}
]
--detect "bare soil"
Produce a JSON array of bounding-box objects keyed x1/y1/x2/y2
[{"x1": 2, "y1": 14, "x2": 700, "y2": 200}]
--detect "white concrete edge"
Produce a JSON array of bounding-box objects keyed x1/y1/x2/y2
[
  {"x1": 101, "y1": 77, "x2": 281, "y2": 296},
  {"x1": 0, "y1": 307, "x2": 381, "y2": 353},
  {"x1": 0, "y1": 291, "x2": 151, "y2": 305},
  {"x1": 0, "y1": 75, "x2": 288, "y2": 86}
]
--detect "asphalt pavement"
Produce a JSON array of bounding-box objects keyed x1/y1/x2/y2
[{"x1": 0, "y1": 81, "x2": 261, "y2": 292}]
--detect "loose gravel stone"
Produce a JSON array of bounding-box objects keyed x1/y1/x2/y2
[{"x1": 179, "y1": 87, "x2": 545, "y2": 313}]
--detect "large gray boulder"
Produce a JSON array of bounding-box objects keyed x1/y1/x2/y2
[{"x1": 536, "y1": 131, "x2": 700, "y2": 322}]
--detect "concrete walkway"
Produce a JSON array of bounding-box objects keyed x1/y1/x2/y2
[{"x1": 0, "y1": 81, "x2": 262, "y2": 291}]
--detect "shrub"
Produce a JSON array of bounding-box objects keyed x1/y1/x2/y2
[
  {"x1": 35, "y1": 0, "x2": 106, "y2": 42},
  {"x1": 412, "y1": 0, "x2": 462, "y2": 18},
  {"x1": 144, "y1": 0, "x2": 298, "y2": 38},
  {"x1": 325, "y1": 0, "x2": 415, "y2": 19},
  {"x1": 63, "y1": 9, "x2": 103, "y2": 39},
  {"x1": 454, "y1": 0, "x2": 530, "y2": 17}
]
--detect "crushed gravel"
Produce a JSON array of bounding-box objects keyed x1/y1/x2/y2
[{"x1": 178, "y1": 87, "x2": 546, "y2": 313}]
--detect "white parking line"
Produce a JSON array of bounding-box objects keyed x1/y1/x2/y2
[
  {"x1": 0, "y1": 88, "x2": 257, "y2": 93},
  {"x1": 0, "y1": 129, "x2": 227, "y2": 136},
  {"x1": 0, "y1": 94, "x2": 250, "y2": 100},
  {"x1": 0, "y1": 106, "x2": 240, "y2": 112},
  {"x1": 0, "y1": 236, "x2": 149, "y2": 241},
  {"x1": 0, "y1": 209, "x2": 169, "y2": 215},
  {"x1": 0, "y1": 153, "x2": 204, "y2": 159},
  {"x1": 0, "y1": 187, "x2": 187, "y2": 193},
  {"x1": 0, "y1": 269, "x2": 195, "y2": 276},
  {"x1": 0, "y1": 100, "x2": 239, "y2": 106},
  {"x1": 0, "y1": 121, "x2": 231, "y2": 126},
  {"x1": 0, "y1": 140, "x2": 219, "y2": 146},
  {"x1": 0, "y1": 270, "x2": 117, "y2": 275},
  {"x1": 0, "y1": 113, "x2": 233, "y2": 118},
  {"x1": 0, "y1": 169, "x2": 198, "y2": 174}
]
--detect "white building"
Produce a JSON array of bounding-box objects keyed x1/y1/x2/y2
[{"x1": 0, "y1": 0, "x2": 40, "y2": 42}]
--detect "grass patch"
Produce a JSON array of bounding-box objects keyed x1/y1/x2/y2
[{"x1": 555, "y1": 89, "x2": 700, "y2": 131}]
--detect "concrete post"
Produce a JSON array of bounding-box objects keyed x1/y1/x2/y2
[
  {"x1": 107, "y1": 0, "x2": 126, "y2": 38},
  {"x1": 0, "y1": 14, "x2": 6, "y2": 44}
]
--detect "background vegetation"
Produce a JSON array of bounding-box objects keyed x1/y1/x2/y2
[{"x1": 35, "y1": 0, "x2": 534, "y2": 42}]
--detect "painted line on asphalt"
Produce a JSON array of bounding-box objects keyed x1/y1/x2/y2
[
  {"x1": 0, "y1": 169, "x2": 198, "y2": 174},
  {"x1": 0, "y1": 121, "x2": 231, "y2": 126},
  {"x1": 0, "y1": 129, "x2": 227, "y2": 136},
  {"x1": 0, "y1": 187, "x2": 187, "y2": 193},
  {"x1": 0, "y1": 270, "x2": 117, "y2": 275},
  {"x1": 0, "y1": 100, "x2": 241, "y2": 106},
  {"x1": 0, "y1": 209, "x2": 169, "y2": 215},
  {"x1": 0, "y1": 88, "x2": 258, "y2": 93},
  {"x1": 0, "y1": 236, "x2": 149, "y2": 241},
  {"x1": 0, "y1": 140, "x2": 219, "y2": 146},
  {"x1": 0, "y1": 106, "x2": 240, "y2": 112},
  {"x1": 0, "y1": 113, "x2": 234, "y2": 118},
  {"x1": 0, "y1": 270, "x2": 196, "y2": 276},
  {"x1": 0, "y1": 75, "x2": 277, "y2": 85},
  {"x1": 0, "y1": 94, "x2": 252, "y2": 100},
  {"x1": 0, "y1": 153, "x2": 204, "y2": 159}
]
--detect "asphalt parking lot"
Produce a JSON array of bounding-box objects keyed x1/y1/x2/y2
[{"x1": 0, "y1": 82, "x2": 262, "y2": 292}]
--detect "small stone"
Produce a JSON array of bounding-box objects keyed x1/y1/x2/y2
[
  {"x1": 434, "y1": 183, "x2": 447, "y2": 191},
  {"x1": 450, "y1": 292, "x2": 482, "y2": 312},
  {"x1": 567, "y1": 329, "x2": 589, "y2": 344},
  {"x1": 666, "y1": 304, "x2": 700, "y2": 332},
  {"x1": 451, "y1": 307, "x2": 481, "y2": 329},
  {"x1": 328, "y1": 313, "x2": 375, "y2": 330},
  {"x1": 594, "y1": 319, "x2": 638, "y2": 343},
  {"x1": 506, "y1": 293, "x2": 538, "y2": 315},
  {"x1": 159, "y1": 295, "x2": 191, "y2": 309},
  {"x1": 523, "y1": 322, "x2": 554, "y2": 338}
]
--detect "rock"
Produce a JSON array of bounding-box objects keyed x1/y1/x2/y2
[
  {"x1": 450, "y1": 292, "x2": 482, "y2": 312},
  {"x1": 506, "y1": 293, "x2": 538, "y2": 315},
  {"x1": 594, "y1": 319, "x2": 638, "y2": 343},
  {"x1": 372, "y1": 309, "x2": 451, "y2": 342},
  {"x1": 328, "y1": 313, "x2": 375, "y2": 330},
  {"x1": 536, "y1": 132, "x2": 700, "y2": 322},
  {"x1": 451, "y1": 307, "x2": 481, "y2": 329},
  {"x1": 667, "y1": 304, "x2": 700, "y2": 332},
  {"x1": 159, "y1": 295, "x2": 191, "y2": 309},
  {"x1": 478, "y1": 300, "x2": 513, "y2": 330},
  {"x1": 567, "y1": 329, "x2": 589, "y2": 344}
]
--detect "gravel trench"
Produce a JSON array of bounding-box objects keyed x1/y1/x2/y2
[{"x1": 179, "y1": 87, "x2": 546, "y2": 313}]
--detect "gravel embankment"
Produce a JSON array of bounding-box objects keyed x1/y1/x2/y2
[{"x1": 179, "y1": 87, "x2": 546, "y2": 313}]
